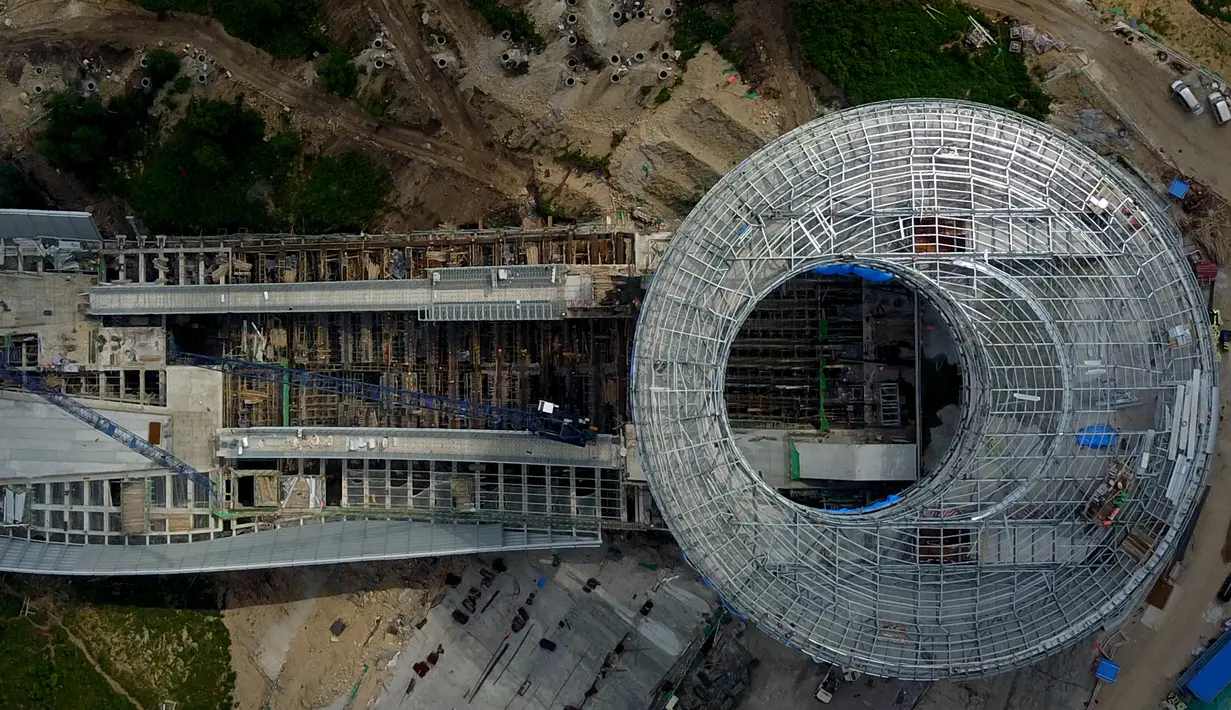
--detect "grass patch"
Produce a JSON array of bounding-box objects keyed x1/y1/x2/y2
[
  {"x1": 1140, "y1": 6, "x2": 1175, "y2": 37},
  {"x1": 671, "y1": 0, "x2": 741, "y2": 68},
  {"x1": 791, "y1": 0, "x2": 1049, "y2": 119},
  {"x1": 315, "y1": 52, "x2": 359, "y2": 97},
  {"x1": 469, "y1": 0, "x2": 545, "y2": 51},
  {"x1": 60, "y1": 604, "x2": 233, "y2": 710},
  {"x1": 654, "y1": 87, "x2": 672, "y2": 104},
  {"x1": 0, "y1": 601, "x2": 135, "y2": 710},
  {"x1": 556, "y1": 147, "x2": 612, "y2": 173},
  {"x1": 134, "y1": 0, "x2": 326, "y2": 57}
]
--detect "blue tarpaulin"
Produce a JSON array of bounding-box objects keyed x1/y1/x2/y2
[
  {"x1": 1096, "y1": 659, "x2": 1120, "y2": 683},
  {"x1": 829, "y1": 494, "x2": 901, "y2": 514},
  {"x1": 1076, "y1": 425, "x2": 1118, "y2": 449},
  {"x1": 1170, "y1": 178, "x2": 1191, "y2": 199},
  {"x1": 1185, "y1": 631, "x2": 1231, "y2": 701},
  {"x1": 813, "y1": 264, "x2": 895, "y2": 282}
]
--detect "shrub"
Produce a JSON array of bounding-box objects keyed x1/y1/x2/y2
[
  {"x1": 125, "y1": 98, "x2": 389, "y2": 233},
  {"x1": 556, "y1": 147, "x2": 612, "y2": 173},
  {"x1": 315, "y1": 53, "x2": 359, "y2": 97},
  {"x1": 0, "y1": 162, "x2": 45, "y2": 209},
  {"x1": 37, "y1": 90, "x2": 158, "y2": 187},
  {"x1": 790, "y1": 0, "x2": 1050, "y2": 119},
  {"x1": 468, "y1": 0, "x2": 545, "y2": 51},
  {"x1": 171, "y1": 75, "x2": 192, "y2": 94},
  {"x1": 144, "y1": 48, "x2": 182, "y2": 86},
  {"x1": 654, "y1": 87, "x2": 672, "y2": 104},
  {"x1": 281, "y1": 151, "x2": 390, "y2": 232},
  {"x1": 134, "y1": 0, "x2": 326, "y2": 57},
  {"x1": 671, "y1": 0, "x2": 739, "y2": 68}
]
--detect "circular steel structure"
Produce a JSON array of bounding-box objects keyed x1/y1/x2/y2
[{"x1": 630, "y1": 100, "x2": 1218, "y2": 679}]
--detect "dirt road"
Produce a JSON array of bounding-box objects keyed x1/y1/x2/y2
[
  {"x1": 0, "y1": 10, "x2": 528, "y2": 196},
  {"x1": 972, "y1": 0, "x2": 1231, "y2": 199}
]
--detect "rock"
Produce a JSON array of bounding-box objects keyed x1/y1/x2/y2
[{"x1": 330, "y1": 619, "x2": 346, "y2": 636}]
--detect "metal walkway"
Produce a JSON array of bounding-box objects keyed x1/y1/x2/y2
[{"x1": 88, "y1": 264, "x2": 570, "y2": 318}]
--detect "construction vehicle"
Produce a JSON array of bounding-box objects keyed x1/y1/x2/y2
[
  {"x1": 170, "y1": 350, "x2": 599, "y2": 447},
  {"x1": 1082, "y1": 458, "x2": 1131, "y2": 526}
]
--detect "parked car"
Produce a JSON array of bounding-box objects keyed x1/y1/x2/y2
[
  {"x1": 1210, "y1": 91, "x2": 1231, "y2": 125},
  {"x1": 1218, "y1": 571, "x2": 1231, "y2": 602},
  {"x1": 1172, "y1": 80, "x2": 1205, "y2": 115}
]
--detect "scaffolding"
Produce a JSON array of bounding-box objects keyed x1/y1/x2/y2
[{"x1": 631, "y1": 100, "x2": 1218, "y2": 680}]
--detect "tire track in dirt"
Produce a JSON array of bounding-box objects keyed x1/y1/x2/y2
[{"x1": 0, "y1": 11, "x2": 529, "y2": 196}]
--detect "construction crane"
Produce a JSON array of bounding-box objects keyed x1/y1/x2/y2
[
  {"x1": 0, "y1": 352, "x2": 219, "y2": 505},
  {"x1": 170, "y1": 350, "x2": 599, "y2": 447}
]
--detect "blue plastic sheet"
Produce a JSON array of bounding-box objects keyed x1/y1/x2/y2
[
  {"x1": 829, "y1": 494, "x2": 901, "y2": 514},
  {"x1": 812, "y1": 264, "x2": 895, "y2": 282},
  {"x1": 1076, "y1": 424, "x2": 1117, "y2": 449}
]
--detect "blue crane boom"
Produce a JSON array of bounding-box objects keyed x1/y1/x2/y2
[
  {"x1": 0, "y1": 353, "x2": 217, "y2": 499},
  {"x1": 170, "y1": 350, "x2": 598, "y2": 447}
]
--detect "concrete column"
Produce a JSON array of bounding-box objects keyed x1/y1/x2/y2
[
  {"x1": 179, "y1": 253, "x2": 187, "y2": 285},
  {"x1": 198, "y1": 256, "x2": 206, "y2": 285},
  {"x1": 138, "y1": 252, "x2": 146, "y2": 283}
]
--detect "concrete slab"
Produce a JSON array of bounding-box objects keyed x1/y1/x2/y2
[{"x1": 367, "y1": 544, "x2": 717, "y2": 710}]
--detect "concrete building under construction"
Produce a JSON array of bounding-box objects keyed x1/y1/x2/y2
[{"x1": 0, "y1": 100, "x2": 1219, "y2": 681}]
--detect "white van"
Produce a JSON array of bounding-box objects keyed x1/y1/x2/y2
[
  {"x1": 1210, "y1": 91, "x2": 1231, "y2": 125},
  {"x1": 1172, "y1": 80, "x2": 1204, "y2": 115}
]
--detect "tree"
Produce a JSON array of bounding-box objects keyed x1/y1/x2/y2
[
  {"x1": 315, "y1": 53, "x2": 358, "y2": 97},
  {"x1": 0, "y1": 163, "x2": 45, "y2": 209},
  {"x1": 144, "y1": 49, "x2": 181, "y2": 87}
]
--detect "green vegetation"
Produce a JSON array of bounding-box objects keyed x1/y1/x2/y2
[
  {"x1": 0, "y1": 596, "x2": 135, "y2": 710},
  {"x1": 39, "y1": 92, "x2": 391, "y2": 234},
  {"x1": 172, "y1": 75, "x2": 193, "y2": 94},
  {"x1": 671, "y1": 0, "x2": 740, "y2": 68},
  {"x1": 1140, "y1": 7, "x2": 1175, "y2": 37},
  {"x1": 134, "y1": 0, "x2": 326, "y2": 57},
  {"x1": 654, "y1": 87, "x2": 673, "y2": 104},
  {"x1": 639, "y1": 85, "x2": 653, "y2": 97},
  {"x1": 361, "y1": 85, "x2": 393, "y2": 117},
  {"x1": 469, "y1": 0, "x2": 545, "y2": 51},
  {"x1": 790, "y1": 0, "x2": 1050, "y2": 119},
  {"x1": 556, "y1": 147, "x2": 612, "y2": 173},
  {"x1": 0, "y1": 163, "x2": 46, "y2": 209},
  {"x1": 284, "y1": 151, "x2": 391, "y2": 233},
  {"x1": 128, "y1": 98, "x2": 390, "y2": 233},
  {"x1": 38, "y1": 90, "x2": 161, "y2": 188},
  {"x1": 128, "y1": 97, "x2": 281, "y2": 231},
  {"x1": 144, "y1": 48, "x2": 182, "y2": 85},
  {"x1": 1192, "y1": 0, "x2": 1231, "y2": 24},
  {"x1": 315, "y1": 52, "x2": 359, "y2": 97},
  {"x1": 61, "y1": 605, "x2": 233, "y2": 710}
]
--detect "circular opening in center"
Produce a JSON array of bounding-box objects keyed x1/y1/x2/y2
[{"x1": 724, "y1": 265, "x2": 962, "y2": 512}]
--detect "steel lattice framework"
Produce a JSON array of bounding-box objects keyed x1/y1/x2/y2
[{"x1": 631, "y1": 100, "x2": 1218, "y2": 679}]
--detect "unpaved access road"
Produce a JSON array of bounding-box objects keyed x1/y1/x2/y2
[
  {"x1": 1086, "y1": 270, "x2": 1231, "y2": 710},
  {"x1": 0, "y1": 11, "x2": 529, "y2": 196},
  {"x1": 973, "y1": 0, "x2": 1231, "y2": 199}
]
